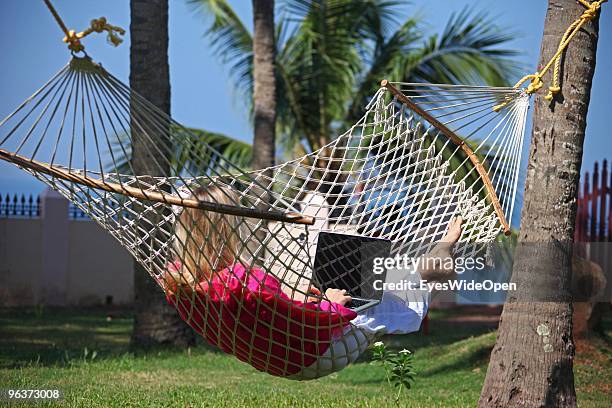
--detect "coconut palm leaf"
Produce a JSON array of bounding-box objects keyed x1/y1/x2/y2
[
  {"x1": 174, "y1": 127, "x2": 253, "y2": 175},
  {"x1": 189, "y1": 0, "x2": 254, "y2": 100},
  {"x1": 348, "y1": 8, "x2": 519, "y2": 125},
  {"x1": 105, "y1": 127, "x2": 252, "y2": 175},
  {"x1": 191, "y1": 1, "x2": 519, "y2": 159},
  {"x1": 346, "y1": 17, "x2": 421, "y2": 123},
  {"x1": 277, "y1": 0, "x2": 381, "y2": 150},
  {"x1": 180, "y1": 0, "x2": 521, "y2": 188},
  {"x1": 404, "y1": 8, "x2": 521, "y2": 86}
]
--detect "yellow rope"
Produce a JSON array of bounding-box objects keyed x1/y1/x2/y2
[
  {"x1": 42, "y1": 0, "x2": 125, "y2": 53},
  {"x1": 493, "y1": 0, "x2": 606, "y2": 111}
]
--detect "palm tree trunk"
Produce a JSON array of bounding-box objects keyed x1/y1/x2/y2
[
  {"x1": 129, "y1": 0, "x2": 195, "y2": 348},
  {"x1": 478, "y1": 1, "x2": 600, "y2": 406},
  {"x1": 251, "y1": 0, "x2": 276, "y2": 171}
]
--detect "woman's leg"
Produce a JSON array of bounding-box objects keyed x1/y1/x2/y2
[
  {"x1": 418, "y1": 217, "x2": 463, "y2": 282},
  {"x1": 357, "y1": 217, "x2": 464, "y2": 334}
]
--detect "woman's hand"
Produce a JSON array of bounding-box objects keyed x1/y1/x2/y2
[
  {"x1": 160, "y1": 272, "x2": 181, "y2": 294},
  {"x1": 325, "y1": 288, "x2": 352, "y2": 306},
  {"x1": 306, "y1": 286, "x2": 322, "y2": 303}
]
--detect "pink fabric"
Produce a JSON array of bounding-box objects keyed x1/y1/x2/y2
[{"x1": 164, "y1": 263, "x2": 357, "y2": 377}]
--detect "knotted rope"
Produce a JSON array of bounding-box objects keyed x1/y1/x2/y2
[
  {"x1": 43, "y1": 0, "x2": 125, "y2": 53},
  {"x1": 493, "y1": 0, "x2": 606, "y2": 111}
]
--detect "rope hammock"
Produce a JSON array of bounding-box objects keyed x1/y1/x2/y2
[{"x1": 0, "y1": 0, "x2": 603, "y2": 380}]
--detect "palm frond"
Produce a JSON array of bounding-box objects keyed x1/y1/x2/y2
[
  {"x1": 404, "y1": 8, "x2": 521, "y2": 86},
  {"x1": 278, "y1": 0, "x2": 404, "y2": 149},
  {"x1": 177, "y1": 127, "x2": 253, "y2": 174},
  {"x1": 189, "y1": 0, "x2": 254, "y2": 98},
  {"x1": 347, "y1": 17, "x2": 421, "y2": 123},
  {"x1": 105, "y1": 127, "x2": 252, "y2": 176},
  {"x1": 191, "y1": 1, "x2": 521, "y2": 162}
]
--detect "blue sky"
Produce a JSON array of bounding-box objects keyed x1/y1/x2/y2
[{"x1": 0, "y1": 0, "x2": 610, "y2": 226}]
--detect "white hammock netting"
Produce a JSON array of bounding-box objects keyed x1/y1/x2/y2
[{"x1": 0, "y1": 56, "x2": 529, "y2": 379}]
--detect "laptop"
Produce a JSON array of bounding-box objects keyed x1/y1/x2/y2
[{"x1": 312, "y1": 232, "x2": 392, "y2": 312}]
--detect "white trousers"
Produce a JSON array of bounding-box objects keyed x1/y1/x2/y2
[{"x1": 290, "y1": 269, "x2": 429, "y2": 380}]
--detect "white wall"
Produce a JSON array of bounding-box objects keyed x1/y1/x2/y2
[{"x1": 0, "y1": 189, "x2": 133, "y2": 306}]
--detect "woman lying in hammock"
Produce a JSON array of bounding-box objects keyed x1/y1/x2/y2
[{"x1": 159, "y1": 185, "x2": 463, "y2": 380}]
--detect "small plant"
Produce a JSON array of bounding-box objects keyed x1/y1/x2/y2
[
  {"x1": 33, "y1": 304, "x2": 45, "y2": 319},
  {"x1": 371, "y1": 341, "x2": 416, "y2": 404},
  {"x1": 62, "y1": 348, "x2": 98, "y2": 366},
  {"x1": 82, "y1": 347, "x2": 98, "y2": 364},
  {"x1": 27, "y1": 354, "x2": 42, "y2": 367}
]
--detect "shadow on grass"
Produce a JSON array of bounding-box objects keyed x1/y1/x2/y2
[
  {"x1": 0, "y1": 306, "x2": 221, "y2": 368},
  {"x1": 418, "y1": 343, "x2": 493, "y2": 378},
  {"x1": 0, "y1": 305, "x2": 500, "y2": 369}
]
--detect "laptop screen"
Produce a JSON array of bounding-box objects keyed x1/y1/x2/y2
[{"x1": 312, "y1": 232, "x2": 391, "y2": 299}]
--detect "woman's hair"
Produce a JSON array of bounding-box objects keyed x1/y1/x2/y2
[{"x1": 166, "y1": 184, "x2": 244, "y2": 288}]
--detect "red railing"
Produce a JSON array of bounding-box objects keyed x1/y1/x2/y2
[{"x1": 575, "y1": 160, "x2": 611, "y2": 243}]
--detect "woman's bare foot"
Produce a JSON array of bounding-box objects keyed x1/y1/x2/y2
[
  {"x1": 418, "y1": 217, "x2": 463, "y2": 282},
  {"x1": 440, "y1": 216, "x2": 463, "y2": 244}
]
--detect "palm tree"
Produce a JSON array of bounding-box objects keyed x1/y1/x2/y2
[
  {"x1": 130, "y1": 0, "x2": 195, "y2": 348},
  {"x1": 251, "y1": 0, "x2": 276, "y2": 172},
  {"x1": 478, "y1": 0, "x2": 600, "y2": 405},
  {"x1": 189, "y1": 0, "x2": 519, "y2": 164}
]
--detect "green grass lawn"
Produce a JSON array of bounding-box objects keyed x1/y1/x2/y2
[{"x1": 0, "y1": 307, "x2": 609, "y2": 407}]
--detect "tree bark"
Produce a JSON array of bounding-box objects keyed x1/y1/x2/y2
[
  {"x1": 478, "y1": 1, "x2": 600, "y2": 406},
  {"x1": 251, "y1": 0, "x2": 276, "y2": 171},
  {"x1": 129, "y1": 0, "x2": 195, "y2": 348}
]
